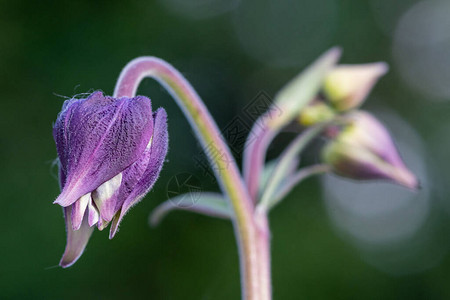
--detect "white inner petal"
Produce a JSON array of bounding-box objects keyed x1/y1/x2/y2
[
  {"x1": 92, "y1": 173, "x2": 123, "y2": 209},
  {"x1": 78, "y1": 193, "x2": 90, "y2": 212},
  {"x1": 72, "y1": 193, "x2": 91, "y2": 230},
  {"x1": 88, "y1": 198, "x2": 100, "y2": 227}
]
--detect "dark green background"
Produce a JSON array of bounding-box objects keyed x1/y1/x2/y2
[{"x1": 1, "y1": 0, "x2": 450, "y2": 299}]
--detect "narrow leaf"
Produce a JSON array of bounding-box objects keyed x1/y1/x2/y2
[{"x1": 149, "y1": 192, "x2": 231, "y2": 226}]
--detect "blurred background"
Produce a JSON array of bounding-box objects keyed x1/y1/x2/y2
[{"x1": 1, "y1": 0, "x2": 450, "y2": 299}]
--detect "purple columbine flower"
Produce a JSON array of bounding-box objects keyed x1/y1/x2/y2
[{"x1": 53, "y1": 91, "x2": 168, "y2": 268}]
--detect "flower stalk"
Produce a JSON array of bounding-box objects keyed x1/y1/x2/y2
[
  {"x1": 243, "y1": 48, "x2": 341, "y2": 202},
  {"x1": 114, "y1": 57, "x2": 271, "y2": 300},
  {"x1": 258, "y1": 123, "x2": 328, "y2": 212}
]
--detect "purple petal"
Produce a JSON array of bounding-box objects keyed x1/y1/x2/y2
[
  {"x1": 53, "y1": 91, "x2": 154, "y2": 207},
  {"x1": 60, "y1": 206, "x2": 94, "y2": 268},
  {"x1": 110, "y1": 108, "x2": 169, "y2": 238}
]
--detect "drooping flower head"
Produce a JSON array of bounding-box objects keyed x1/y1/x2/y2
[
  {"x1": 322, "y1": 111, "x2": 418, "y2": 189},
  {"x1": 53, "y1": 91, "x2": 168, "y2": 267}
]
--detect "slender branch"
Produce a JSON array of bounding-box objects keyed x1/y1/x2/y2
[
  {"x1": 243, "y1": 117, "x2": 279, "y2": 202},
  {"x1": 114, "y1": 57, "x2": 270, "y2": 300},
  {"x1": 268, "y1": 164, "x2": 331, "y2": 211},
  {"x1": 258, "y1": 124, "x2": 327, "y2": 212}
]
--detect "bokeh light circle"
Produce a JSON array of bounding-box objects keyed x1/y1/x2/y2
[
  {"x1": 393, "y1": 0, "x2": 450, "y2": 100},
  {"x1": 369, "y1": 0, "x2": 419, "y2": 37}
]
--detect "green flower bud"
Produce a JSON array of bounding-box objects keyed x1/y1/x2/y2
[
  {"x1": 323, "y1": 63, "x2": 388, "y2": 111},
  {"x1": 298, "y1": 101, "x2": 336, "y2": 126}
]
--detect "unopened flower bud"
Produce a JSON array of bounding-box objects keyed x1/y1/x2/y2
[
  {"x1": 322, "y1": 111, "x2": 418, "y2": 189},
  {"x1": 298, "y1": 101, "x2": 335, "y2": 126},
  {"x1": 323, "y1": 63, "x2": 388, "y2": 111}
]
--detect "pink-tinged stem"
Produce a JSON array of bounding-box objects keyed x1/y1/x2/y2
[
  {"x1": 268, "y1": 164, "x2": 331, "y2": 211},
  {"x1": 243, "y1": 116, "x2": 278, "y2": 202},
  {"x1": 254, "y1": 209, "x2": 272, "y2": 300},
  {"x1": 114, "y1": 57, "x2": 271, "y2": 300}
]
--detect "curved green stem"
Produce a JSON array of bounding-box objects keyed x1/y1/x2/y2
[
  {"x1": 258, "y1": 123, "x2": 328, "y2": 212},
  {"x1": 114, "y1": 57, "x2": 271, "y2": 300},
  {"x1": 267, "y1": 164, "x2": 331, "y2": 211}
]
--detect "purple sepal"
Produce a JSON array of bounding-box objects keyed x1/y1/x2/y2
[
  {"x1": 110, "y1": 108, "x2": 169, "y2": 238},
  {"x1": 53, "y1": 91, "x2": 154, "y2": 207},
  {"x1": 60, "y1": 206, "x2": 94, "y2": 268}
]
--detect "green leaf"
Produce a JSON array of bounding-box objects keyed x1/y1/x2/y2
[{"x1": 149, "y1": 192, "x2": 231, "y2": 226}]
